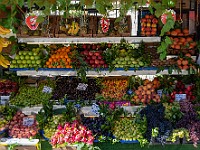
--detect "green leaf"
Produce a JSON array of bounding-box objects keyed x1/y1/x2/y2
[
  {"x1": 17, "y1": 0, "x2": 24, "y2": 7},
  {"x1": 0, "y1": 4, "x2": 6, "y2": 11},
  {"x1": 36, "y1": 16, "x2": 44, "y2": 23},
  {"x1": 165, "y1": 36, "x2": 172, "y2": 44}
]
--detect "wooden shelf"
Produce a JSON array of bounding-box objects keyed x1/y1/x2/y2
[
  {"x1": 10, "y1": 68, "x2": 191, "y2": 77},
  {"x1": 17, "y1": 37, "x2": 161, "y2": 44}
]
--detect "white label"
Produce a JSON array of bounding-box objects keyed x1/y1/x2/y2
[
  {"x1": 23, "y1": 117, "x2": 35, "y2": 126},
  {"x1": 0, "y1": 96, "x2": 10, "y2": 105},
  {"x1": 175, "y1": 94, "x2": 187, "y2": 101},
  {"x1": 42, "y1": 86, "x2": 52, "y2": 93},
  {"x1": 157, "y1": 89, "x2": 163, "y2": 98},
  {"x1": 77, "y1": 83, "x2": 88, "y2": 91}
]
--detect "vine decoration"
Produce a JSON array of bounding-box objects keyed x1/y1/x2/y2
[{"x1": 0, "y1": 0, "x2": 176, "y2": 59}]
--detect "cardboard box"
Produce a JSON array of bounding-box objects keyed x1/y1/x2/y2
[
  {"x1": 176, "y1": 0, "x2": 190, "y2": 9},
  {"x1": 0, "y1": 145, "x2": 37, "y2": 150}
]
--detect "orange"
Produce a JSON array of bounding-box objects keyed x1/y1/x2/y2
[
  {"x1": 177, "y1": 59, "x2": 182, "y2": 66},
  {"x1": 183, "y1": 28, "x2": 189, "y2": 34},
  {"x1": 175, "y1": 28, "x2": 181, "y2": 34}
]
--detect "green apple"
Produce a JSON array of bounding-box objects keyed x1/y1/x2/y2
[
  {"x1": 26, "y1": 60, "x2": 31, "y2": 64},
  {"x1": 17, "y1": 60, "x2": 22, "y2": 64},
  {"x1": 12, "y1": 60, "x2": 17, "y2": 64},
  {"x1": 30, "y1": 56, "x2": 35, "y2": 60},
  {"x1": 28, "y1": 51, "x2": 33, "y2": 56},
  {"x1": 36, "y1": 60, "x2": 41, "y2": 65},
  {"x1": 25, "y1": 55, "x2": 30, "y2": 60},
  {"x1": 19, "y1": 51, "x2": 23, "y2": 55},
  {"x1": 22, "y1": 60, "x2": 27, "y2": 64},
  {"x1": 34, "y1": 56, "x2": 40, "y2": 60},
  {"x1": 20, "y1": 55, "x2": 25, "y2": 60},
  {"x1": 15, "y1": 55, "x2": 20, "y2": 60}
]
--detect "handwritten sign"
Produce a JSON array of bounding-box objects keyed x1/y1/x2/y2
[
  {"x1": 23, "y1": 117, "x2": 35, "y2": 126},
  {"x1": 42, "y1": 86, "x2": 52, "y2": 93},
  {"x1": 77, "y1": 83, "x2": 88, "y2": 91},
  {"x1": 175, "y1": 94, "x2": 187, "y2": 101}
]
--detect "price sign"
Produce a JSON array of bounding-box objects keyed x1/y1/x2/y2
[
  {"x1": 0, "y1": 96, "x2": 10, "y2": 105},
  {"x1": 175, "y1": 94, "x2": 187, "y2": 101},
  {"x1": 42, "y1": 86, "x2": 52, "y2": 93},
  {"x1": 23, "y1": 117, "x2": 35, "y2": 126},
  {"x1": 157, "y1": 89, "x2": 163, "y2": 98},
  {"x1": 77, "y1": 83, "x2": 88, "y2": 91}
]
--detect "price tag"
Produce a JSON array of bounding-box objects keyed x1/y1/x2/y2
[
  {"x1": 0, "y1": 96, "x2": 10, "y2": 105},
  {"x1": 77, "y1": 83, "x2": 88, "y2": 91},
  {"x1": 23, "y1": 117, "x2": 35, "y2": 126},
  {"x1": 42, "y1": 86, "x2": 52, "y2": 93},
  {"x1": 157, "y1": 89, "x2": 163, "y2": 98},
  {"x1": 175, "y1": 94, "x2": 187, "y2": 101}
]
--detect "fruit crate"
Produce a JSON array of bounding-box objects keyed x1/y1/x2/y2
[
  {"x1": 137, "y1": 10, "x2": 159, "y2": 37},
  {"x1": 94, "y1": 16, "x2": 132, "y2": 37},
  {"x1": 17, "y1": 15, "x2": 57, "y2": 38},
  {"x1": 0, "y1": 138, "x2": 40, "y2": 150},
  {"x1": 55, "y1": 16, "x2": 81, "y2": 38}
]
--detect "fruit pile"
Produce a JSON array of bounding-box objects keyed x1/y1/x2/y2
[
  {"x1": 81, "y1": 44, "x2": 108, "y2": 68},
  {"x1": 10, "y1": 83, "x2": 52, "y2": 107},
  {"x1": 10, "y1": 48, "x2": 43, "y2": 68},
  {"x1": 113, "y1": 117, "x2": 146, "y2": 141},
  {"x1": 0, "y1": 79, "x2": 18, "y2": 96},
  {"x1": 50, "y1": 120, "x2": 95, "y2": 147},
  {"x1": 140, "y1": 14, "x2": 158, "y2": 36},
  {"x1": 80, "y1": 115, "x2": 111, "y2": 139},
  {"x1": 45, "y1": 46, "x2": 72, "y2": 68},
  {"x1": 167, "y1": 28, "x2": 197, "y2": 55},
  {"x1": 169, "y1": 81, "x2": 195, "y2": 102},
  {"x1": 52, "y1": 77, "x2": 100, "y2": 100},
  {"x1": 176, "y1": 57, "x2": 196, "y2": 70},
  {"x1": 140, "y1": 104, "x2": 172, "y2": 144},
  {"x1": 0, "y1": 118, "x2": 8, "y2": 131},
  {"x1": 112, "y1": 49, "x2": 145, "y2": 68},
  {"x1": 132, "y1": 79, "x2": 161, "y2": 104},
  {"x1": 8, "y1": 111, "x2": 38, "y2": 138},
  {"x1": 151, "y1": 58, "x2": 176, "y2": 67},
  {"x1": 101, "y1": 77, "x2": 128, "y2": 101},
  {"x1": 43, "y1": 115, "x2": 64, "y2": 139}
]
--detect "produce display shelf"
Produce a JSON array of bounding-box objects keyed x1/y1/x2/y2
[
  {"x1": 10, "y1": 67, "x2": 190, "y2": 76},
  {"x1": 17, "y1": 37, "x2": 161, "y2": 44}
]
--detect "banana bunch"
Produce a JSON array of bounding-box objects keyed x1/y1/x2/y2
[
  {"x1": 0, "y1": 37, "x2": 11, "y2": 68},
  {"x1": 0, "y1": 37, "x2": 11, "y2": 48},
  {"x1": 68, "y1": 21, "x2": 80, "y2": 35},
  {"x1": 0, "y1": 25, "x2": 11, "y2": 35},
  {"x1": 0, "y1": 54, "x2": 10, "y2": 68}
]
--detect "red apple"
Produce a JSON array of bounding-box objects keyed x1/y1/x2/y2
[
  {"x1": 95, "y1": 59, "x2": 100, "y2": 64},
  {"x1": 152, "y1": 18, "x2": 158, "y2": 24},
  {"x1": 88, "y1": 51, "x2": 93, "y2": 56},
  {"x1": 92, "y1": 55, "x2": 97, "y2": 60},
  {"x1": 97, "y1": 55, "x2": 103, "y2": 60},
  {"x1": 141, "y1": 18, "x2": 147, "y2": 23},
  {"x1": 100, "y1": 60, "x2": 105, "y2": 64},
  {"x1": 89, "y1": 60, "x2": 94, "y2": 64},
  {"x1": 145, "y1": 14, "x2": 150, "y2": 19},
  {"x1": 94, "y1": 52, "x2": 100, "y2": 56}
]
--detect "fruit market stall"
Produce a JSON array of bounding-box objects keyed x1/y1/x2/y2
[{"x1": 1, "y1": 0, "x2": 200, "y2": 150}]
